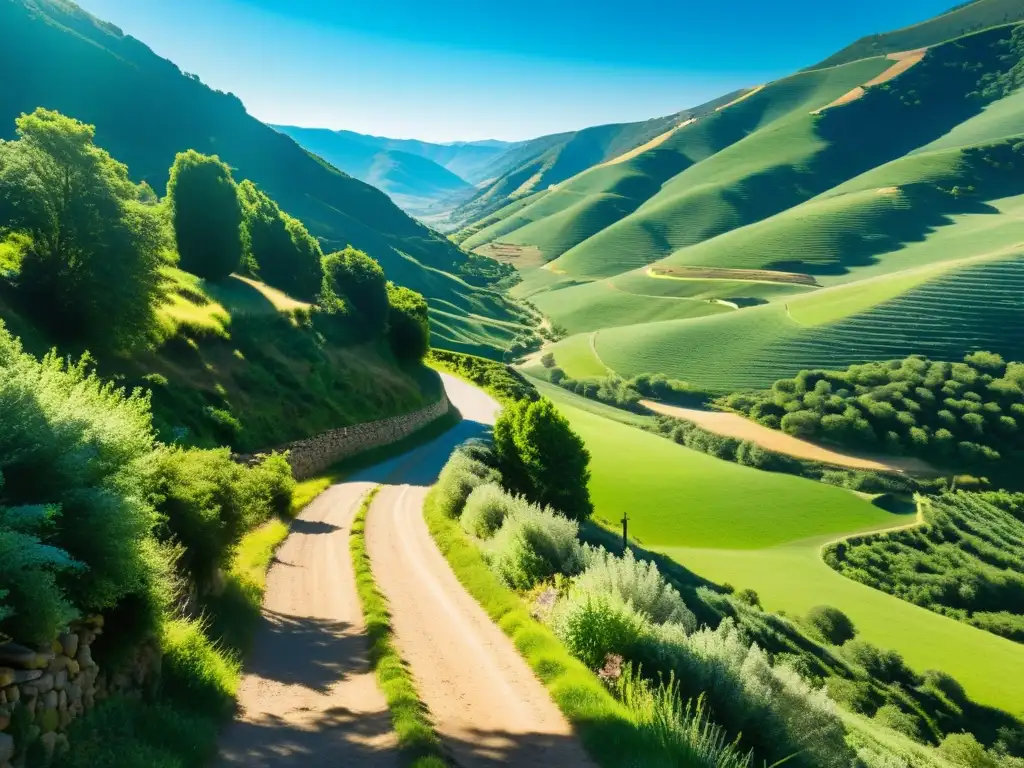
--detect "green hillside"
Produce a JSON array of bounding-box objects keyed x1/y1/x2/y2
[
  {"x1": 808, "y1": 0, "x2": 1024, "y2": 70},
  {"x1": 0, "y1": 0, "x2": 525, "y2": 357},
  {"x1": 269, "y1": 125, "x2": 473, "y2": 217},
  {"x1": 447, "y1": 89, "x2": 746, "y2": 231}
]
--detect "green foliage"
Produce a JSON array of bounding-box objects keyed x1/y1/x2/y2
[
  {"x1": 488, "y1": 498, "x2": 584, "y2": 589},
  {"x1": 237, "y1": 179, "x2": 322, "y2": 300},
  {"x1": 386, "y1": 282, "x2": 430, "y2": 362},
  {"x1": 552, "y1": 591, "x2": 650, "y2": 670},
  {"x1": 0, "y1": 109, "x2": 165, "y2": 351},
  {"x1": 160, "y1": 617, "x2": 239, "y2": 720},
  {"x1": 321, "y1": 246, "x2": 389, "y2": 332},
  {"x1": 727, "y1": 353, "x2": 1024, "y2": 478},
  {"x1": 433, "y1": 451, "x2": 498, "y2": 519},
  {"x1": 575, "y1": 546, "x2": 696, "y2": 629},
  {"x1": 428, "y1": 349, "x2": 538, "y2": 403},
  {"x1": 493, "y1": 397, "x2": 593, "y2": 521},
  {"x1": 167, "y1": 150, "x2": 244, "y2": 281},
  {"x1": 802, "y1": 605, "x2": 858, "y2": 645},
  {"x1": 460, "y1": 483, "x2": 518, "y2": 539},
  {"x1": 824, "y1": 492, "x2": 1024, "y2": 643},
  {"x1": 51, "y1": 696, "x2": 218, "y2": 768},
  {"x1": 557, "y1": 371, "x2": 701, "y2": 413},
  {"x1": 615, "y1": 666, "x2": 753, "y2": 768},
  {"x1": 0, "y1": 324, "x2": 167, "y2": 643},
  {"x1": 424, "y1": 485, "x2": 710, "y2": 768},
  {"x1": 151, "y1": 447, "x2": 294, "y2": 588}
]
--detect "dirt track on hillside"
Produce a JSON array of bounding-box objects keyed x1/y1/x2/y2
[
  {"x1": 219, "y1": 481, "x2": 400, "y2": 767},
  {"x1": 220, "y1": 375, "x2": 592, "y2": 767},
  {"x1": 642, "y1": 400, "x2": 935, "y2": 475}
]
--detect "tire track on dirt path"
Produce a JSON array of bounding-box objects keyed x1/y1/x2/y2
[
  {"x1": 365, "y1": 376, "x2": 597, "y2": 768},
  {"x1": 218, "y1": 479, "x2": 401, "y2": 767}
]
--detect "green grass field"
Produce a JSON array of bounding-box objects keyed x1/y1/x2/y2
[
  {"x1": 594, "y1": 252, "x2": 1024, "y2": 392},
  {"x1": 549, "y1": 332, "x2": 610, "y2": 378},
  {"x1": 536, "y1": 382, "x2": 1024, "y2": 717}
]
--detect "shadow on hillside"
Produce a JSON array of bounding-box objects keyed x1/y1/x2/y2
[{"x1": 206, "y1": 275, "x2": 280, "y2": 317}]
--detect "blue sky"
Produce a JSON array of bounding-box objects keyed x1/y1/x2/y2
[{"x1": 79, "y1": 0, "x2": 960, "y2": 142}]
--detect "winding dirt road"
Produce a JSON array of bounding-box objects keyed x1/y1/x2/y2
[{"x1": 220, "y1": 374, "x2": 592, "y2": 767}]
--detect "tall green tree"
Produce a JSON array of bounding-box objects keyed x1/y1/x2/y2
[
  {"x1": 321, "y1": 246, "x2": 389, "y2": 332},
  {"x1": 238, "y1": 180, "x2": 322, "y2": 300},
  {"x1": 386, "y1": 282, "x2": 430, "y2": 361},
  {"x1": 493, "y1": 398, "x2": 593, "y2": 521},
  {"x1": 0, "y1": 109, "x2": 165, "y2": 350},
  {"x1": 167, "y1": 150, "x2": 244, "y2": 281}
]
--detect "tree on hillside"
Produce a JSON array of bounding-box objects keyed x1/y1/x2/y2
[
  {"x1": 0, "y1": 109, "x2": 165, "y2": 350},
  {"x1": 321, "y1": 246, "x2": 389, "y2": 332},
  {"x1": 238, "y1": 180, "x2": 322, "y2": 300},
  {"x1": 494, "y1": 398, "x2": 593, "y2": 521},
  {"x1": 386, "y1": 282, "x2": 430, "y2": 361},
  {"x1": 167, "y1": 150, "x2": 244, "y2": 281}
]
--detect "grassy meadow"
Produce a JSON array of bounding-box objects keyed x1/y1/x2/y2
[{"x1": 532, "y1": 381, "x2": 1024, "y2": 717}]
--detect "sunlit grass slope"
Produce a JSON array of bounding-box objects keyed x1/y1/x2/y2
[
  {"x1": 545, "y1": 57, "x2": 893, "y2": 279},
  {"x1": 537, "y1": 382, "x2": 897, "y2": 549},
  {"x1": 535, "y1": 381, "x2": 1024, "y2": 716},
  {"x1": 596, "y1": 254, "x2": 1024, "y2": 391}
]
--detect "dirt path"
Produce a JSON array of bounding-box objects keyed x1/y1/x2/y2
[
  {"x1": 219, "y1": 480, "x2": 400, "y2": 767},
  {"x1": 220, "y1": 375, "x2": 591, "y2": 767},
  {"x1": 642, "y1": 400, "x2": 935, "y2": 475},
  {"x1": 365, "y1": 378, "x2": 594, "y2": 767}
]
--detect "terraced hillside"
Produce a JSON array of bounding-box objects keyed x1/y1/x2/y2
[
  {"x1": 0, "y1": 0, "x2": 525, "y2": 357},
  {"x1": 477, "y1": 20, "x2": 1024, "y2": 390}
]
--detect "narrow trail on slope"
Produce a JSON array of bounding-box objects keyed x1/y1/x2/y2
[
  {"x1": 219, "y1": 374, "x2": 594, "y2": 767},
  {"x1": 365, "y1": 376, "x2": 595, "y2": 767}
]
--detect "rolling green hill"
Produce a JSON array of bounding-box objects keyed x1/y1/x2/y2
[
  {"x1": 0, "y1": 0, "x2": 525, "y2": 357},
  {"x1": 482, "y1": 16, "x2": 1024, "y2": 396},
  {"x1": 446, "y1": 89, "x2": 747, "y2": 232},
  {"x1": 807, "y1": 0, "x2": 1024, "y2": 70},
  {"x1": 269, "y1": 125, "x2": 474, "y2": 217}
]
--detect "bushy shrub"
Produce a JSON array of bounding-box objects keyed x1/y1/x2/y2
[
  {"x1": 802, "y1": 605, "x2": 857, "y2": 645},
  {"x1": 321, "y1": 246, "x2": 389, "y2": 332},
  {"x1": 824, "y1": 676, "x2": 876, "y2": 715},
  {"x1": 385, "y1": 282, "x2": 430, "y2": 361},
  {"x1": 460, "y1": 483, "x2": 519, "y2": 539},
  {"x1": 494, "y1": 397, "x2": 592, "y2": 521},
  {"x1": 488, "y1": 501, "x2": 583, "y2": 589},
  {"x1": 434, "y1": 452, "x2": 498, "y2": 519},
  {"x1": 938, "y1": 732, "x2": 999, "y2": 767},
  {"x1": 615, "y1": 666, "x2": 753, "y2": 768},
  {"x1": 151, "y1": 447, "x2": 294, "y2": 587},
  {"x1": 575, "y1": 546, "x2": 696, "y2": 629},
  {"x1": 873, "y1": 704, "x2": 923, "y2": 742},
  {"x1": 0, "y1": 109, "x2": 166, "y2": 351},
  {"x1": 167, "y1": 150, "x2": 244, "y2": 281},
  {"x1": 841, "y1": 640, "x2": 916, "y2": 685},
  {"x1": 0, "y1": 327, "x2": 168, "y2": 642},
  {"x1": 551, "y1": 591, "x2": 649, "y2": 669}
]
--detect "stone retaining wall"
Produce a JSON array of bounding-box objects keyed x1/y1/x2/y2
[
  {"x1": 0, "y1": 618, "x2": 160, "y2": 767},
  {"x1": 240, "y1": 394, "x2": 451, "y2": 480}
]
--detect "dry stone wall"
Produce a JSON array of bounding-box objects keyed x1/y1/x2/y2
[
  {"x1": 242, "y1": 394, "x2": 451, "y2": 480},
  {"x1": 0, "y1": 617, "x2": 160, "y2": 767}
]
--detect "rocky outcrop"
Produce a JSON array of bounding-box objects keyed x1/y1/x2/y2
[
  {"x1": 240, "y1": 393, "x2": 451, "y2": 480},
  {"x1": 0, "y1": 617, "x2": 160, "y2": 767}
]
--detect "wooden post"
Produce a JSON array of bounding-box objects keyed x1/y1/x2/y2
[{"x1": 620, "y1": 512, "x2": 629, "y2": 554}]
